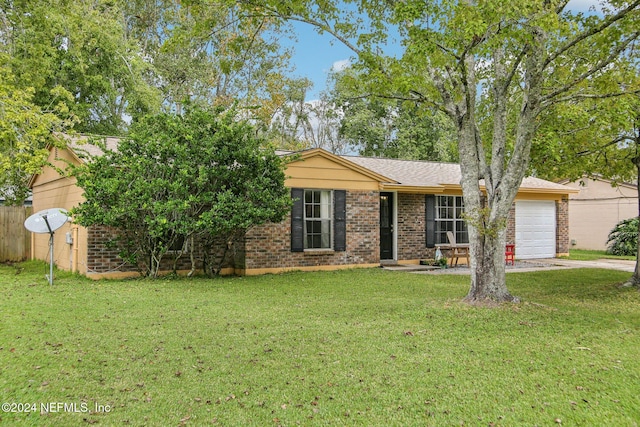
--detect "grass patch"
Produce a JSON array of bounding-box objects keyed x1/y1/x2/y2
[
  {"x1": 568, "y1": 249, "x2": 636, "y2": 261},
  {"x1": 1, "y1": 262, "x2": 639, "y2": 426}
]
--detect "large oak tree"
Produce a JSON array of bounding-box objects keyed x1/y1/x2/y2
[{"x1": 245, "y1": 0, "x2": 640, "y2": 303}]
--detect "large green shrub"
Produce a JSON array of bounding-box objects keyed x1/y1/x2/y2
[
  {"x1": 606, "y1": 217, "x2": 639, "y2": 256},
  {"x1": 72, "y1": 107, "x2": 291, "y2": 277}
]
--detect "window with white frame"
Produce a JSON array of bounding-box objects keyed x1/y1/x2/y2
[
  {"x1": 435, "y1": 195, "x2": 468, "y2": 244},
  {"x1": 304, "y1": 190, "x2": 332, "y2": 249}
]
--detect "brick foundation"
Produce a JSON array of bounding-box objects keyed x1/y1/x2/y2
[{"x1": 86, "y1": 226, "x2": 139, "y2": 274}]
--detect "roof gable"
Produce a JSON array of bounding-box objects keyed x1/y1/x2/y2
[
  {"x1": 28, "y1": 135, "x2": 120, "y2": 188},
  {"x1": 284, "y1": 149, "x2": 397, "y2": 191}
]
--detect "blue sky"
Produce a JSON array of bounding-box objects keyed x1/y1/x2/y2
[
  {"x1": 284, "y1": 0, "x2": 601, "y2": 101},
  {"x1": 284, "y1": 21, "x2": 358, "y2": 101}
]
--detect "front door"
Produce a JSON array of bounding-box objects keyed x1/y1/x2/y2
[{"x1": 380, "y1": 192, "x2": 394, "y2": 260}]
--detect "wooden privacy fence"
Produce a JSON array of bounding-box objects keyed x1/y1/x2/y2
[{"x1": 0, "y1": 206, "x2": 32, "y2": 262}]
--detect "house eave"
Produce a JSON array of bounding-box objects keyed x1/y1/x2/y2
[
  {"x1": 516, "y1": 187, "x2": 579, "y2": 195},
  {"x1": 380, "y1": 184, "x2": 446, "y2": 194}
]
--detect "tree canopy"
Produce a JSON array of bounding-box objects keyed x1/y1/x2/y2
[
  {"x1": 0, "y1": 54, "x2": 76, "y2": 204},
  {"x1": 329, "y1": 67, "x2": 457, "y2": 160},
  {"x1": 1, "y1": 0, "x2": 312, "y2": 134},
  {"x1": 1, "y1": 0, "x2": 160, "y2": 135},
  {"x1": 1, "y1": 0, "x2": 314, "y2": 202}
]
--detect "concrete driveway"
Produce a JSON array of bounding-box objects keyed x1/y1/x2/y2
[
  {"x1": 526, "y1": 258, "x2": 636, "y2": 273},
  {"x1": 386, "y1": 258, "x2": 637, "y2": 275}
]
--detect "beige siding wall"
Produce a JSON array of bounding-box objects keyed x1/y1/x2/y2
[
  {"x1": 564, "y1": 179, "x2": 637, "y2": 250},
  {"x1": 285, "y1": 155, "x2": 382, "y2": 191},
  {"x1": 30, "y1": 147, "x2": 88, "y2": 274}
]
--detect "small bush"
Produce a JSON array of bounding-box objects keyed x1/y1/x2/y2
[{"x1": 606, "y1": 217, "x2": 639, "y2": 256}]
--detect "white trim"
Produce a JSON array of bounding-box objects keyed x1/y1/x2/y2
[{"x1": 392, "y1": 191, "x2": 398, "y2": 262}]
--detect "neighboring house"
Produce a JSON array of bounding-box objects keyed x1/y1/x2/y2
[
  {"x1": 29, "y1": 140, "x2": 576, "y2": 278},
  {"x1": 558, "y1": 176, "x2": 638, "y2": 251}
]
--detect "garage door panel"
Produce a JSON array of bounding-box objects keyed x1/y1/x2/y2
[{"x1": 515, "y1": 201, "x2": 556, "y2": 259}]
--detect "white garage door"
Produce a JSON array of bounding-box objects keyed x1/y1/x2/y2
[{"x1": 515, "y1": 201, "x2": 556, "y2": 259}]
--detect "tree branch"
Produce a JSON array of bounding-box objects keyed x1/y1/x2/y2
[
  {"x1": 548, "y1": 135, "x2": 635, "y2": 171},
  {"x1": 242, "y1": 3, "x2": 363, "y2": 57},
  {"x1": 544, "y1": 0, "x2": 640, "y2": 68},
  {"x1": 548, "y1": 87, "x2": 640, "y2": 105},
  {"x1": 503, "y1": 46, "x2": 529, "y2": 92},
  {"x1": 434, "y1": 41, "x2": 461, "y2": 61},
  {"x1": 432, "y1": 72, "x2": 459, "y2": 120},
  {"x1": 554, "y1": 0, "x2": 571, "y2": 14},
  {"x1": 543, "y1": 30, "x2": 640, "y2": 103}
]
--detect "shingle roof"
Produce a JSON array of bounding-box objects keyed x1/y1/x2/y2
[
  {"x1": 67, "y1": 136, "x2": 120, "y2": 161},
  {"x1": 342, "y1": 155, "x2": 460, "y2": 187},
  {"x1": 341, "y1": 154, "x2": 572, "y2": 192}
]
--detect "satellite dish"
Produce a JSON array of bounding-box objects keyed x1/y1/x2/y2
[
  {"x1": 24, "y1": 208, "x2": 70, "y2": 285},
  {"x1": 24, "y1": 208, "x2": 70, "y2": 234}
]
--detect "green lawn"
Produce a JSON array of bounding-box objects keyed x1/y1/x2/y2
[
  {"x1": 568, "y1": 249, "x2": 636, "y2": 261},
  {"x1": 1, "y1": 262, "x2": 639, "y2": 426}
]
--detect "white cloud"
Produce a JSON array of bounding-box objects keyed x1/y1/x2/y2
[{"x1": 331, "y1": 59, "x2": 351, "y2": 72}]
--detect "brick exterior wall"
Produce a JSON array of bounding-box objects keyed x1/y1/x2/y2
[
  {"x1": 507, "y1": 204, "x2": 516, "y2": 245},
  {"x1": 556, "y1": 196, "x2": 570, "y2": 254},
  {"x1": 85, "y1": 192, "x2": 571, "y2": 274},
  {"x1": 241, "y1": 190, "x2": 380, "y2": 270},
  {"x1": 396, "y1": 193, "x2": 434, "y2": 261},
  {"x1": 86, "y1": 226, "x2": 233, "y2": 275},
  {"x1": 87, "y1": 226, "x2": 139, "y2": 274}
]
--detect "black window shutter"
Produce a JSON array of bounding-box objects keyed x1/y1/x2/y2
[
  {"x1": 334, "y1": 190, "x2": 346, "y2": 251},
  {"x1": 291, "y1": 188, "x2": 304, "y2": 252},
  {"x1": 425, "y1": 194, "x2": 436, "y2": 248}
]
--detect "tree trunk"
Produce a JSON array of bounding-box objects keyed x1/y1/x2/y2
[
  {"x1": 433, "y1": 25, "x2": 544, "y2": 304},
  {"x1": 188, "y1": 235, "x2": 197, "y2": 277},
  {"x1": 464, "y1": 227, "x2": 519, "y2": 304},
  {"x1": 456, "y1": 104, "x2": 520, "y2": 304},
  {"x1": 624, "y1": 153, "x2": 640, "y2": 288},
  {"x1": 627, "y1": 233, "x2": 640, "y2": 288}
]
